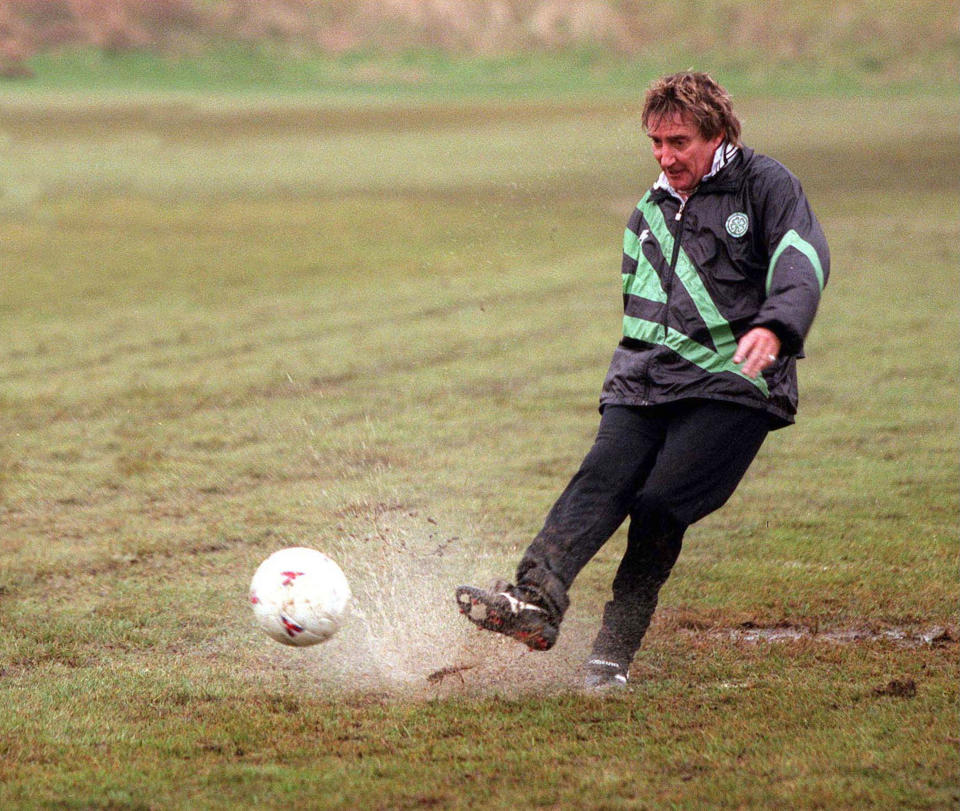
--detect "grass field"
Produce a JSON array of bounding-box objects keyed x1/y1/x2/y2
[{"x1": 0, "y1": 78, "x2": 957, "y2": 808}]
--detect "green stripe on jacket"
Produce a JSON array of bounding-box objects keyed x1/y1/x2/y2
[
  {"x1": 767, "y1": 229, "x2": 825, "y2": 294},
  {"x1": 621, "y1": 197, "x2": 768, "y2": 394}
]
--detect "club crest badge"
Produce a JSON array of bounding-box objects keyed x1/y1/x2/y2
[{"x1": 725, "y1": 212, "x2": 749, "y2": 238}]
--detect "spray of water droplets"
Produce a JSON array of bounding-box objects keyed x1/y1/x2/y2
[{"x1": 285, "y1": 504, "x2": 594, "y2": 696}]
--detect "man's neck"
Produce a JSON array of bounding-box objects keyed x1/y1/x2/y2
[{"x1": 654, "y1": 141, "x2": 740, "y2": 200}]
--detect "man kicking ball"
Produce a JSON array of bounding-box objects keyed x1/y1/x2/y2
[{"x1": 456, "y1": 71, "x2": 829, "y2": 690}]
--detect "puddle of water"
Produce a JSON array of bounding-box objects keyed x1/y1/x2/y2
[{"x1": 708, "y1": 625, "x2": 954, "y2": 647}]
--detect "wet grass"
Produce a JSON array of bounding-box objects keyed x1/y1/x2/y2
[{"x1": 0, "y1": 90, "x2": 957, "y2": 808}]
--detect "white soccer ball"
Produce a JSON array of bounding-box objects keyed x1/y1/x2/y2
[{"x1": 249, "y1": 547, "x2": 351, "y2": 647}]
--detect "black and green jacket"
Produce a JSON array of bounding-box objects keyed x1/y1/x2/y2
[{"x1": 600, "y1": 145, "x2": 829, "y2": 427}]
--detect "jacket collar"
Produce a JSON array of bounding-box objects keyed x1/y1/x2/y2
[{"x1": 651, "y1": 142, "x2": 748, "y2": 201}]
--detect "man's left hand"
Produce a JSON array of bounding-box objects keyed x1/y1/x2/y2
[{"x1": 733, "y1": 327, "x2": 781, "y2": 378}]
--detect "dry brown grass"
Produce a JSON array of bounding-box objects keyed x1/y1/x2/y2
[{"x1": 0, "y1": 0, "x2": 956, "y2": 83}]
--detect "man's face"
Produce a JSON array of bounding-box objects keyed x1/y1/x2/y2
[{"x1": 647, "y1": 113, "x2": 724, "y2": 196}]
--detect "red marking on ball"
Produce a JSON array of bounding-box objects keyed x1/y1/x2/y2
[{"x1": 281, "y1": 570, "x2": 305, "y2": 586}]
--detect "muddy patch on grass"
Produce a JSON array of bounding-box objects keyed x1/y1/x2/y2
[
  {"x1": 677, "y1": 620, "x2": 956, "y2": 649},
  {"x1": 871, "y1": 677, "x2": 918, "y2": 698}
]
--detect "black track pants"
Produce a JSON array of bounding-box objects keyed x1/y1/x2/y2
[{"x1": 516, "y1": 400, "x2": 769, "y2": 670}]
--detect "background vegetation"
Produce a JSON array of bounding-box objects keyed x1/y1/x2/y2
[
  {"x1": 0, "y1": 2, "x2": 957, "y2": 808},
  {"x1": 0, "y1": 0, "x2": 957, "y2": 94}
]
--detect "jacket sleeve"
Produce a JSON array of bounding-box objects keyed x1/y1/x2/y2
[{"x1": 752, "y1": 164, "x2": 830, "y2": 357}]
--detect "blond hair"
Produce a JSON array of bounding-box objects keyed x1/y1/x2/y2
[{"x1": 642, "y1": 72, "x2": 742, "y2": 146}]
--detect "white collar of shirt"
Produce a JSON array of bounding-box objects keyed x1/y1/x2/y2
[{"x1": 653, "y1": 141, "x2": 741, "y2": 198}]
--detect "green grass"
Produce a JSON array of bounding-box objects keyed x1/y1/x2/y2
[
  {"x1": 13, "y1": 27, "x2": 960, "y2": 100},
  {"x1": 3, "y1": 0, "x2": 957, "y2": 99},
  {"x1": 0, "y1": 88, "x2": 957, "y2": 808}
]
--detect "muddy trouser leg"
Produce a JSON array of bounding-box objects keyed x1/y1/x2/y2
[
  {"x1": 588, "y1": 400, "x2": 770, "y2": 671},
  {"x1": 587, "y1": 515, "x2": 685, "y2": 671},
  {"x1": 515, "y1": 400, "x2": 768, "y2": 666},
  {"x1": 515, "y1": 404, "x2": 673, "y2": 623}
]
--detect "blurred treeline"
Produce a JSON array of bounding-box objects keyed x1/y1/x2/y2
[{"x1": 0, "y1": 0, "x2": 955, "y2": 86}]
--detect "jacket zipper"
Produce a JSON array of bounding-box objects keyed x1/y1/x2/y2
[
  {"x1": 634, "y1": 193, "x2": 686, "y2": 406},
  {"x1": 663, "y1": 196, "x2": 688, "y2": 339}
]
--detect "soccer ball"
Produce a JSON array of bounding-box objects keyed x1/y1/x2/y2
[{"x1": 249, "y1": 547, "x2": 351, "y2": 647}]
